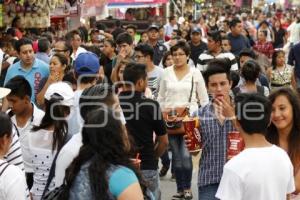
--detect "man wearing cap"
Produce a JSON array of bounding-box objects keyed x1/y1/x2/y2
[
  {"x1": 147, "y1": 25, "x2": 167, "y2": 66},
  {"x1": 68, "y1": 52, "x2": 101, "y2": 135},
  {"x1": 188, "y1": 27, "x2": 207, "y2": 68},
  {"x1": 198, "y1": 30, "x2": 238, "y2": 72}
]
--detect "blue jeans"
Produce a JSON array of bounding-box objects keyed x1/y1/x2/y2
[
  {"x1": 160, "y1": 150, "x2": 170, "y2": 168},
  {"x1": 141, "y1": 170, "x2": 160, "y2": 200},
  {"x1": 198, "y1": 184, "x2": 219, "y2": 200},
  {"x1": 169, "y1": 135, "x2": 193, "y2": 192}
]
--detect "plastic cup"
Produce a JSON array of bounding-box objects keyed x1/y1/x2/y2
[{"x1": 227, "y1": 131, "x2": 245, "y2": 160}]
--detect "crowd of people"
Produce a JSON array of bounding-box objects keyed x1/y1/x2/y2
[{"x1": 0, "y1": 5, "x2": 300, "y2": 200}]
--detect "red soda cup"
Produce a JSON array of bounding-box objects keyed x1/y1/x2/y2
[
  {"x1": 183, "y1": 118, "x2": 201, "y2": 153},
  {"x1": 227, "y1": 131, "x2": 245, "y2": 160}
]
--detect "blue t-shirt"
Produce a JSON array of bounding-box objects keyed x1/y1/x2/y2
[
  {"x1": 109, "y1": 167, "x2": 138, "y2": 197},
  {"x1": 4, "y1": 58, "x2": 49, "y2": 102},
  {"x1": 69, "y1": 164, "x2": 139, "y2": 200},
  {"x1": 227, "y1": 33, "x2": 251, "y2": 56}
]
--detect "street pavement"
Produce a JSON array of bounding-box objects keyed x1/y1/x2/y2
[{"x1": 160, "y1": 153, "x2": 201, "y2": 200}]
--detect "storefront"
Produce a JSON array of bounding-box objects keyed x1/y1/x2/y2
[{"x1": 107, "y1": 0, "x2": 168, "y2": 20}]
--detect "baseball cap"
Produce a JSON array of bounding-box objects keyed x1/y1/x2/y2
[
  {"x1": 191, "y1": 27, "x2": 202, "y2": 34},
  {"x1": 44, "y1": 82, "x2": 74, "y2": 106},
  {"x1": 0, "y1": 88, "x2": 10, "y2": 99},
  {"x1": 74, "y1": 52, "x2": 100, "y2": 75},
  {"x1": 147, "y1": 24, "x2": 159, "y2": 32}
]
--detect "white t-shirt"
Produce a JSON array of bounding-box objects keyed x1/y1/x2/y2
[
  {"x1": 0, "y1": 159, "x2": 29, "y2": 200},
  {"x1": 71, "y1": 47, "x2": 87, "y2": 60},
  {"x1": 11, "y1": 104, "x2": 44, "y2": 173},
  {"x1": 164, "y1": 23, "x2": 178, "y2": 38},
  {"x1": 287, "y1": 22, "x2": 300, "y2": 44},
  {"x1": 67, "y1": 90, "x2": 84, "y2": 136},
  {"x1": 216, "y1": 145, "x2": 295, "y2": 200},
  {"x1": 54, "y1": 133, "x2": 82, "y2": 187}
]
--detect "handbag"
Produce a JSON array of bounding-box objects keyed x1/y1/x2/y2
[{"x1": 162, "y1": 77, "x2": 194, "y2": 134}]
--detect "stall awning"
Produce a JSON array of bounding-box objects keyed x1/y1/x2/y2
[{"x1": 108, "y1": 0, "x2": 168, "y2": 8}]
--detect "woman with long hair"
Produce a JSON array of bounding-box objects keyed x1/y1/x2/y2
[
  {"x1": 63, "y1": 108, "x2": 150, "y2": 200},
  {"x1": 267, "y1": 50, "x2": 293, "y2": 90},
  {"x1": 266, "y1": 88, "x2": 300, "y2": 199},
  {"x1": 30, "y1": 82, "x2": 74, "y2": 200}
]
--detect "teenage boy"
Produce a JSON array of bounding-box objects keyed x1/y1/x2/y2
[
  {"x1": 5, "y1": 76, "x2": 44, "y2": 189},
  {"x1": 134, "y1": 43, "x2": 163, "y2": 98},
  {"x1": 198, "y1": 31, "x2": 238, "y2": 72},
  {"x1": 113, "y1": 32, "x2": 135, "y2": 68},
  {"x1": 227, "y1": 18, "x2": 251, "y2": 56},
  {"x1": 216, "y1": 93, "x2": 295, "y2": 200},
  {"x1": 68, "y1": 52, "x2": 101, "y2": 135},
  {"x1": 187, "y1": 58, "x2": 237, "y2": 200},
  {"x1": 0, "y1": 87, "x2": 24, "y2": 172},
  {"x1": 119, "y1": 62, "x2": 168, "y2": 200}
]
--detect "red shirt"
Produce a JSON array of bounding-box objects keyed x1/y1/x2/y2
[
  {"x1": 253, "y1": 41, "x2": 274, "y2": 58},
  {"x1": 15, "y1": 28, "x2": 23, "y2": 39}
]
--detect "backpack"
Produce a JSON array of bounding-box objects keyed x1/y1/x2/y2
[{"x1": 232, "y1": 86, "x2": 265, "y2": 97}]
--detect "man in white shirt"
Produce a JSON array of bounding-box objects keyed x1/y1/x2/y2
[
  {"x1": 70, "y1": 30, "x2": 87, "y2": 60},
  {"x1": 287, "y1": 16, "x2": 300, "y2": 45},
  {"x1": 216, "y1": 93, "x2": 295, "y2": 200},
  {"x1": 5, "y1": 76, "x2": 44, "y2": 190},
  {"x1": 164, "y1": 16, "x2": 179, "y2": 39}
]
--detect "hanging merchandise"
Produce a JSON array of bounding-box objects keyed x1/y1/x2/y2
[
  {"x1": 0, "y1": 4, "x2": 3, "y2": 27},
  {"x1": 3, "y1": 0, "x2": 65, "y2": 28}
]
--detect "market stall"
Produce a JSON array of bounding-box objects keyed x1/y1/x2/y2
[{"x1": 2, "y1": 0, "x2": 65, "y2": 28}]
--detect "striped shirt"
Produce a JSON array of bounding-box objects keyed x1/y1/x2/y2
[
  {"x1": 197, "y1": 50, "x2": 238, "y2": 72},
  {"x1": 196, "y1": 103, "x2": 235, "y2": 187},
  {"x1": 4, "y1": 127, "x2": 25, "y2": 171},
  {"x1": 0, "y1": 159, "x2": 30, "y2": 199},
  {"x1": 147, "y1": 66, "x2": 164, "y2": 99}
]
